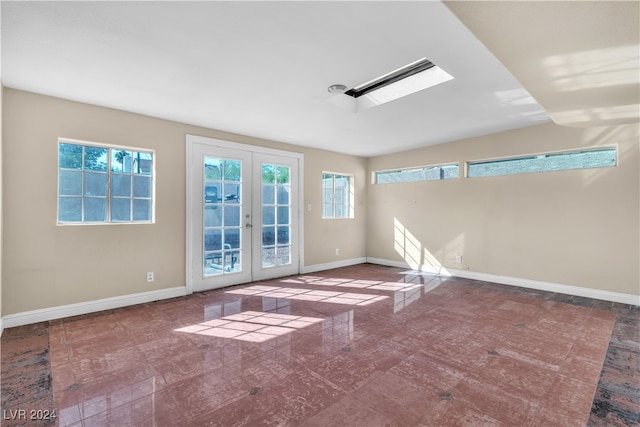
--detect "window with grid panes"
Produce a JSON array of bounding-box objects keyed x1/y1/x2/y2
[
  {"x1": 322, "y1": 172, "x2": 353, "y2": 219},
  {"x1": 58, "y1": 140, "x2": 154, "y2": 224}
]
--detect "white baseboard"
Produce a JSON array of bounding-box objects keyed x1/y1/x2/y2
[
  {"x1": 302, "y1": 257, "x2": 367, "y2": 274},
  {"x1": 3, "y1": 260, "x2": 637, "y2": 335},
  {"x1": 366, "y1": 257, "x2": 453, "y2": 276},
  {"x1": 367, "y1": 257, "x2": 639, "y2": 306},
  {"x1": 1, "y1": 286, "x2": 187, "y2": 332}
]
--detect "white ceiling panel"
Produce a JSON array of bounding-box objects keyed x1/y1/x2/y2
[{"x1": 1, "y1": 1, "x2": 551, "y2": 156}]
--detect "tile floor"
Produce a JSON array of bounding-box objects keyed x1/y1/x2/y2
[{"x1": 1, "y1": 263, "x2": 638, "y2": 426}]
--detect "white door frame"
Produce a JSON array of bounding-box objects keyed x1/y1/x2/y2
[{"x1": 185, "y1": 134, "x2": 304, "y2": 294}]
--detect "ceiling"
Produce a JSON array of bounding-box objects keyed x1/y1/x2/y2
[
  {"x1": 1, "y1": 1, "x2": 637, "y2": 157},
  {"x1": 446, "y1": 1, "x2": 639, "y2": 129}
]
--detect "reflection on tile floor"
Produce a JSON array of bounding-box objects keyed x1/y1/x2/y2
[
  {"x1": 175, "y1": 311, "x2": 324, "y2": 343},
  {"x1": 1, "y1": 263, "x2": 638, "y2": 426}
]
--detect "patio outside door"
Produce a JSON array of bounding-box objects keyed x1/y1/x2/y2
[{"x1": 187, "y1": 135, "x2": 301, "y2": 292}]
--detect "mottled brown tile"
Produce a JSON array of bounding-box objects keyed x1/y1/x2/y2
[{"x1": 0, "y1": 263, "x2": 635, "y2": 426}]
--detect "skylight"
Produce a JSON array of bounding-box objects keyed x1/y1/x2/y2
[{"x1": 330, "y1": 58, "x2": 454, "y2": 112}]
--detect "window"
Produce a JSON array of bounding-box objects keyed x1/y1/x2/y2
[
  {"x1": 374, "y1": 163, "x2": 459, "y2": 184},
  {"x1": 467, "y1": 147, "x2": 616, "y2": 178},
  {"x1": 58, "y1": 140, "x2": 154, "y2": 224},
  {"x1": 322, "y1": 172, "x2": 353, "y2": 219}
]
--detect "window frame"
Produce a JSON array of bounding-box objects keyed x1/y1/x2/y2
[
  {"x1": 373, "y1": 162, "x2": 459, "y2": 184},
  {"x1": 322, "y1": 171, "x2": 354, "y2": 219},
  {"x1": 57, "y1": 138, "x2": 156, "y2": 225},
  {"x1": 465, "y1": 146, "x2": 617, "y2": 178}
]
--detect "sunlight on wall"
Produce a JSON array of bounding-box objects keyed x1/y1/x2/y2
[
  {"x1": 553, "y1": 104, "x2": 639, "y2": 126},
  {"x1": 394, "y1": 218, "x2": 451, "y2": 275},
  {"x1": 544, "y1": 45, "x2": 639, "y2": 92},
  {"x1": 580, "y1": 125, "x2": 638, "y2": 188},
  {"x1": 435, "y1": 232, "x2": 466, "y2": 267},
  {"x1": 394, "y1": 218, "x2": 421, "y2": 268},
  {"x1": 542, "y1": 44, "x2": 640, "y2": 126}
]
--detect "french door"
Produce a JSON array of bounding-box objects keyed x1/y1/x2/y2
[{"x1": 187, "y1": 135, "x2": 301, "y2": 292}]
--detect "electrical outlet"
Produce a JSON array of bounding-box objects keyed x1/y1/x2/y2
[
  {"x1": 335, "y1": 248, "x2": 340, "y2": 256},
  {"x1": 146, "y1": 272, "x2": 154, "y2": 282},
  {"x1": 455, "y1": 255, "x2": 462, "y2": 264}
]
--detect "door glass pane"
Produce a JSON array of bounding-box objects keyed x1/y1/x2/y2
[
  {"x1": 277, "y1": 187, "x2": 290, "y2": 204},
  {"x1": 224, "y1": 228, "x2": 240, "y2": 250},
  {"x1": 263, "y1": 226, "x2": 275, "y2": 246},
  {"x1": 205, "y1": 228, "x2": 222, "y2": 251},
  {"x1": 276, "y1": 166, "x2": 289, "y2": 184},
  {"x1": 277, "y1": 206, "x2": 289, "y2": 225},
  {"x1": 277, "y1": 246, "x2": 290, "y2": 265},
  {"x1": 205, "y1": 205, "x2": 222, "y2": 227},
  {"x1": 262, "y1": 206, "x2": 275, "y2": 225},
  {"x1": 223, "y1": 183, "x2": 240, "y2": 202},
  {"x1": 262, "y1": 185, "x2": 275, "y2": 204},
  {"x1": 262, "y1": 164, "x2": 275, "y2": 183},
  {"x1": 261, "y1": 163, "x2": 292, "y2": 269},
  {"x1": 277, "y1": 226, "x2": 289, "y2": 244},
  {"x1": 223, "y1": 160, "x2": 241, "y2": 181},
  {"x1": 223, "y1": 206, "x2": 240, "y2": 227},
  {"x1": 204, "y1": 156, "x2": 242, "y2": 277},
  {"x1": 204, "y1": 183, "x2": 221, "y2": 203}
]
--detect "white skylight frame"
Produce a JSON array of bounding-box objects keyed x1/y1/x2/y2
[
  {"x1": 330, "y1": 58, "x2": 454, "y2": 112},
  {"x1": 357, "y1": 62, "x2": 454, "y2": 111}
]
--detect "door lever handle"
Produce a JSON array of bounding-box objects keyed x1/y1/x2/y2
[{"x1": 245, "y1": 223, "x2": 253, "y2": 229}]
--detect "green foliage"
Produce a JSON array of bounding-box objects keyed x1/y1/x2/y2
[
  {"x1": 114, "y1": 150, "x2": 129, "y2": 172},
  {"x1": 263, "y1": 164, "x2": 289, "y2": 184},
  {"x1": 223, "y1": 160, "x2": 241, "y2": 181},
  {"x1": 59, "y1": 143, "x2": 83, "y2": 169},
  {"x1": 59, "y1": 143, "x2": 107, "y2": 171}
]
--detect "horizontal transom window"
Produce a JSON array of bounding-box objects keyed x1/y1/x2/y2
[
  {"x1": 467, "y1": 147, "x2": 616, "y2": 178},
  {"x1": 374, "y1": 163, "x2": 459, "y2": 184},
  {"x1": 58, "y1": 139, "x2": 155, "y2": 224}
]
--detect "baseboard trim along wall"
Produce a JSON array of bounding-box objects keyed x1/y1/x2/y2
[
  {"x1": 366, "y1": 257, "x2": 640, "y2": 306},
  {"x1": 302, "y1": 257, "x2": 368, "y2": 274},
  {"x1": 3, "y1": 258, "x2": 637, "y2": 335},
  {"x1": 366, "y1": 257, "x2": 453, "y2": 276},
  {"x1": 1, "y1": 286, "x2": 188, "y2": 333}
]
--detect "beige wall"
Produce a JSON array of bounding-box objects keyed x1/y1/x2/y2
[
  {"x1": 3, "y1": 87, "x2": 637, "y2": 318},
  {"x1": 367, "y1": 121, "x2": 640, "y2": 296},
  {"x1": 2, "y1": 89, "x2": 367, "y2": 315}
]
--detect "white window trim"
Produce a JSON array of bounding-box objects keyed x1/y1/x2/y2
[
  {"x1": 322, "y1": 171, "x2": 354, "y2": 219},
  {"x1": 57, "y1": 137, "x2": 156, "y2": 225},
  {"x1": 373, "y1": 162, "x2": 460, "y2": 184},
  {"x1": 465, "y1": 146, "x2": 617, "y2": 178}
]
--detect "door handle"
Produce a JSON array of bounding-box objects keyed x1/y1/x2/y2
[{"x1": 245, "y1": 223, "x2": 253, "y2": 229}]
